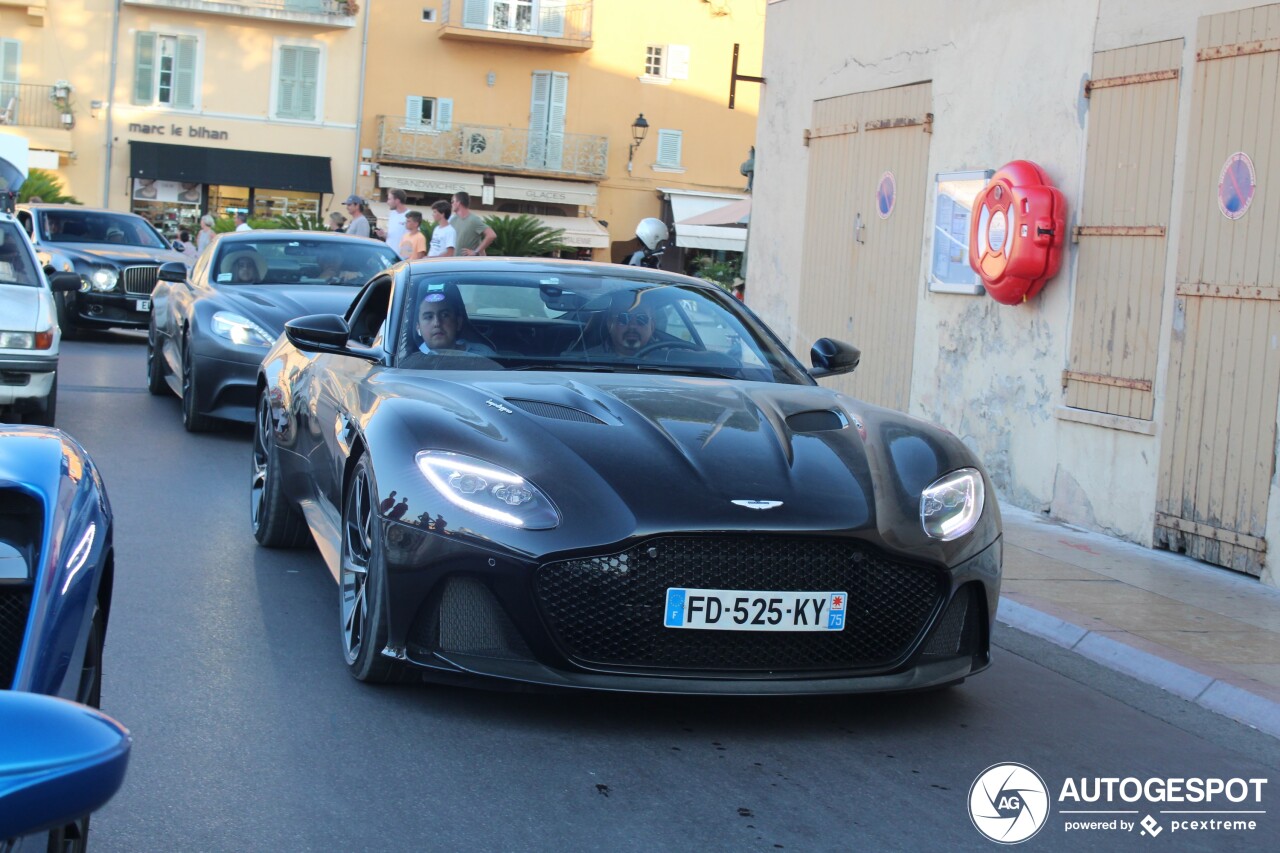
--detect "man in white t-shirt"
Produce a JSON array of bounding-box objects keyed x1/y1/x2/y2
[
  {"x1": 234, "y1": 212, "x2": 252, "y2": 232},
  {"x1": 379, "y1": 188, "x2": 408, "y2": 248},
  {"x1": 427, "y1": 199, "x2": 456, "y2": 257}
]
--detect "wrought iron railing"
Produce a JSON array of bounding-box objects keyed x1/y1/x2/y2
[
  {"x1": 377, "y1": 117, "x2": 609, "y2": 180},
  {"x1": 440, "y1": 0, "x2": 592, "y2": 42},
  {"x1": 0, "y1": 83, "x2": 74, "y2": 131}
]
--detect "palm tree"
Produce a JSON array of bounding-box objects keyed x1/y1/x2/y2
[
  {"x1": 485, "y1": 214, "x2": 566, "y2": 257},
  {"x1": 18, "y1": 168, "x2": 80, "y2": 204}
]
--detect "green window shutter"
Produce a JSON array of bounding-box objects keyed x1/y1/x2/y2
[
  {"x1": 436, "y1": 97, "x2": 452, "y2": 130},
  {"x1": 296, "y1": 46, "x2": 319, "y2": 120},
  {"x1": 545, "y1": 72, "x2": 568, "y2": 169},
  {"x1": 134, "y1": 31, "x2": 156, "y2": 105},
  {"x1": 173, "y1": 35, "x2": 197, "y2": 109},
  {"x1": 405, "y1": 94, "x2": 424, "y2": 128},
  {"x1": 277, "y1": 46, "x2": 299, "y2": 118},
  {"x1": 0, "y1": 40, "x2": 19, "y2": 85},
  {"x1": 526, "y1": 71, "x2": 551, "y2": 167},
  {"x1": 657, "y1": 129, "x2": 682, "y2": 167},
  {"x1": 539, "y1": 0, "x2": 565, "y2": 37}
]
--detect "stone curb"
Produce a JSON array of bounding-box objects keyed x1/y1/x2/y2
[{"x1": 996, "y1": 597, "x2": 1280, "y2": 740}]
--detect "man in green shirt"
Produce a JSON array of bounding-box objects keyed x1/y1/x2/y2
[{"x1": 449, "y1": 191, "x2": 497, "y2": 256}]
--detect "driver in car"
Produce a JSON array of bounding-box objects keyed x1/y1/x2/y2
[{"x1": 585, "y1": 291, "x2": 660, "y2": 357}]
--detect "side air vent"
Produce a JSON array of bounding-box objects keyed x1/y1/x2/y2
[
  {"x1": 508, "y1": 399, "x2": 606, "y2": 424},
  {"x1": 786, "y1": 410, "x2": 847, "y2": 433}
]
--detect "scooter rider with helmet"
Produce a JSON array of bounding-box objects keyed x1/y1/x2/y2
[{"x1": 627, "y1": 217, "x2": 668, "y2": 268}]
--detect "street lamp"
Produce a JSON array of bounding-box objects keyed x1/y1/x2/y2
[{"x1": 627, "y1": 113, "x2": 649, "y2": 174}]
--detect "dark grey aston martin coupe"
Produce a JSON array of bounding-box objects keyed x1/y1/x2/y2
[
  {"x1": 252, "y1": 258, "x2": 1002, "y2": 694},
  {"x1": 147, "y1": 231, "x2": 398, "y2": 431}
]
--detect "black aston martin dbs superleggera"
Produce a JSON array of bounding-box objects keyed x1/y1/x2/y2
[{"x1": 251, "y1": 258, "x2": 1001, "y2": 694}]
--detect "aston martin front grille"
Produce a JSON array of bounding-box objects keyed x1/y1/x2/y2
[
  {"x1": 535, "y1": 536, "x2": 946, "y2": 673},
  {"x1": 0, "y1": 588, "x2": 32, "y2": 689},
  {"x1": 121, "y1": 265, "x2": 158, "y2": 295}
]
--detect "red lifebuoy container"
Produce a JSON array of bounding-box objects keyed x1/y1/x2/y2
[{"x1": 968, "y1": 160, "x2": 1067, "y2": 305}]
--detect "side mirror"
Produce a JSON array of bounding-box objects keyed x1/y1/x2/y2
[
  {"x1": 157, "y1": 261, "x2": 188, "y2": 283},
  {"x1": 47, "y1": 272, "x2": 82, "y2": 293},
  {"x1": 285, "y1": 314, "x2": 381, "y2": 362},
  {"x1": 0, "y1": 692, "x2": 131, "y2": 841},
  {"x1": 809, "y1": 337, "x2": 861, "y2": 378}
]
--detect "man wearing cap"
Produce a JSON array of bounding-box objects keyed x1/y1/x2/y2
[
  {"x1": 343, "y1": 195, "x2": 371, "y2": 238},
  {"x1": 400, "y1": 285, "x2": 496, "y2": 369}
]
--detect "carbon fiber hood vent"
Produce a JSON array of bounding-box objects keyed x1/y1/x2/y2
[{"x1": 507, "y1": 399, "x2": 606, "y2": 424}]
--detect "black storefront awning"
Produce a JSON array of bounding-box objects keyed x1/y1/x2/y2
[{"x1": 129, "y1": 141, "x2": 333, "y2": 193}]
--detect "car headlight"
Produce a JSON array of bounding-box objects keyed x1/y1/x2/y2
[
  {"x1": 0, "y1": 330, "x2": 53, "y2": 349},
  {"x1": 211, "y1": 311, "x2": 275, "y2": 347},
  {"x1": 920, "y1": 468, "x2": 985, "y2": 541},
  {"x1": 88, "y1": 268, "x2": 118, "y2": 292},
  {"x1": 416, "y1": 451, "x2": 560, "y2": 529}
]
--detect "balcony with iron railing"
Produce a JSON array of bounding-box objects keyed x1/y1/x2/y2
[
  {"x1": 439, "y1": 0, "x2": 592, "y2": 52},
  {"x1": 0, "y1": 83, "x2": 75, "y2": 131},
  {"x1": 122, "y1": 0, "x2": 357, "y2": 28},
  {"x1": 377, "y1": 116, "x2": 609, "y2": 181}
]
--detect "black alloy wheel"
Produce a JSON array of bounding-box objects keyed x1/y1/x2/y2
[
  {"x1": 146, "y1": 325, "x2": 168, "y2": 396},
  {"x1": 340, "y1": 455, "x2": 407, "y2": 683},
  {"x1": 180, "y1": 336, "x2": 215, "y2": 432},
  {"x1": 251, "y1": 390, "x2": 309, "y2": 548}
]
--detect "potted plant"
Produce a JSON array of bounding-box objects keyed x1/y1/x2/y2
[{"x1": 49, "y1": 81, "x2": 74, "y2": 128}]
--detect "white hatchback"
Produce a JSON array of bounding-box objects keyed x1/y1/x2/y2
[{"x1": 0, "y1": 212, "x2": 80, "y2": 425}]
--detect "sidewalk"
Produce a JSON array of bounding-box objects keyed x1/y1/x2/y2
[{"x1": 995, "y1": 503, "x2": 1280, "y2": 739}]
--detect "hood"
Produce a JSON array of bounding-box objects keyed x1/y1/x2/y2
[
  {"x1": 215, "y1": 285, "x2": 362, "y2": 335},
  {"x1": 0, "y1": 283, "x2": 47, "y2": 334},
  {"x1": 49, "y1": 243, "x2": 187, "y2": 266}
]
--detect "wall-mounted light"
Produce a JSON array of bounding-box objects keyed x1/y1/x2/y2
[{"x1": 627, "y1": 113, "x2": 649, "y2": 174}]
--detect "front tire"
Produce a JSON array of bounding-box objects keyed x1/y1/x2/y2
[
  {"x1": 147, "y1": 326, "x2": 168, "y2": 396},
  {"x1": 26, "y1": 376, "x2": 57, "y2": 427},
  {"x1": 47, "y1": 603, "x2": 105, "y2": 853},
  {"x1": 251, "y1": 390, "x2": 309, "y2": 548},
  {"x1": 180, "y1": 336, "x2": 215, "y2": 432},
  {"x1": 341, "y1": 455, "x2": 406, "y2": 683}
]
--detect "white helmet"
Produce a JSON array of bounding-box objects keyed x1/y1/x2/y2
[{"x1": 635, "y1": 217, "x2": 669, "y2": 251}]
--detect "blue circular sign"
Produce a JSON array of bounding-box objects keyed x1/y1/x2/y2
[
  {"x1": 877, "y1": 172, "x2": 896, "y2": 219},
  {"x1": 1218, "y1": 152, "x2": 1256, "y2": 220}
]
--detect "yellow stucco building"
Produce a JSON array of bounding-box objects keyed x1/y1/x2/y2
[{"x1": 1, "y1": 0, "x2": 762, "y2": 262}]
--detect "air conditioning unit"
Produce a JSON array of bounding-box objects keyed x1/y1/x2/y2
[{"x1": 459, "y1": 126, "x2": 503, "y2": 166}]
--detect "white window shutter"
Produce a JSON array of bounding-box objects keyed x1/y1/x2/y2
[
  {"x1": 545, "y1": 72, "x2": 568, "y2": 170},
  {"x1": 277, "y1": 46, "x2": 298, "y2": 118},
  {"x1": 526, "y1": 71, "x2": 551, "y2": 166},
  {"x1": 297, "y1": 47, "x2": 319, "y2": 120},
  {"x1": 463, "y1": 0, "x2": 488, "y2": 27},
  {"x1": 405, "y1": 95, "x2": 424, "y2": 128},
  {"x1": 657, "y1": 129, "x2": 682, "y2": 167},
  {"x1": 134, "y1": 31, "x2": 156, "y2": 105},
  {"x1": 539, "y1": 0, "x2": 566, "y2": 37},
  {"x1": 173, "y1": 36, "x2": 198, "y2": 109},
  {"x1": 666, "y1": 45, "x2": 690, "y2": 80},
  {"x1": 436, "y1": 97, "x2": 453, "y2": 130},
  {"x1": 0, "y1": 40, "x2": 19, "y2": 84}
]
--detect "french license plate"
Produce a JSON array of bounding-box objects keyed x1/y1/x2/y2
[
  {"x1": 134, "y1": 299, "x2": 151, "y2": 312},
  {"x1": 663, "y1": 588, "x2": 847, "y2": 631}
]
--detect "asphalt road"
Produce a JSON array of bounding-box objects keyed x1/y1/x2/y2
[{"x1": 51, "y1": 333, "x2": 1279, "y2": 853}]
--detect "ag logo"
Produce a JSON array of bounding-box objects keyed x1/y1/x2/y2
[{"x1": 969, "y1": 763, "x2": 1050, "y2": 844}]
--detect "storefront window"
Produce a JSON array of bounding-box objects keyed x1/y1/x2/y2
[
  {"x1": 131, "y1": 179, "x2": 202, "y2": 239},
  {"x1": 252, "y1": 188, "x2": 321, "y2": 222},
  {"x1": 209, "y1": 185, "x2": 250, "y2": 220}
]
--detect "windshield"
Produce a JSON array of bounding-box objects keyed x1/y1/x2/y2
[
  {"x1": 211, "y1": 238, "x2": 398, "y2": 286},
  {"x1": 392, "y1": 270, "x2": 812, "y2": 384},
  {"x1": 38, "y1": 209, "x2": 170, "y2": 249},
  {"x1": 0, "y1": 222, "x2": 40, "y2": 287}
]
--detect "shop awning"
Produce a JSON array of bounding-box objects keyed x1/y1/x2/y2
[
  {"x1": 679, "y1": 196, "x2": 751, "y2": 226},
  {"x1": 378, "y1": 165, "x2": 483, "y2": 197},
  {"x1": 493, "y1": 175, "x2": 598, "y2": 208},
  {"x1": 662, "y1": 188, "x2": 748, "y2": 252},
  {"x1": 129, "y1": 141, "x2": 332, "y2": 192},
  {"x1": 483, "y1": 211, "x2": 610, "y2": 248}
]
